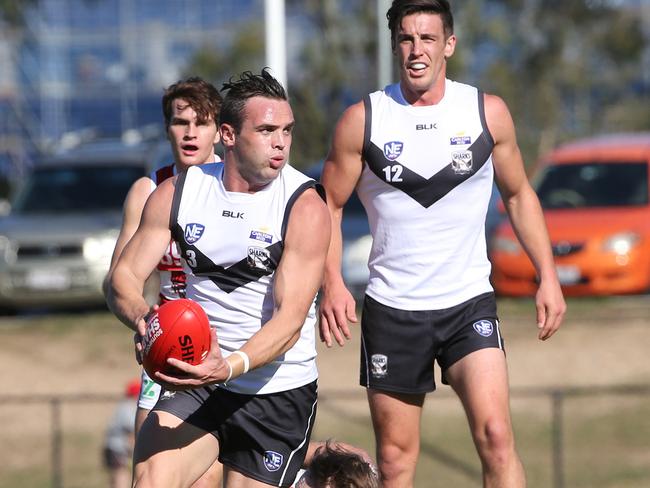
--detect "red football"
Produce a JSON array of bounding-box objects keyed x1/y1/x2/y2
[{"x1": 142, "y1": 298, "x2": 211, "y2": 380}]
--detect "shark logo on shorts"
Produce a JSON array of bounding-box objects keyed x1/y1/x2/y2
[
  {"x1": 264, "y1": 451, "x2": 284, "y2": 472},
  {"x1": 473, "y1": 320, "x2": 494, "y2": 337},
  {"x1": 370, "y1": 354, "x2": 388, "y2": 378},
  {"x1": 184, "y1": 223, "x2": 205, "y2": 244}
]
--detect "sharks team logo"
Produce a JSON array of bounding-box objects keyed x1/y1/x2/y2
[
  {"x1": 383, "y1": 141, "x2": 404, "y2": 161},
  {"x1": 184, "y1": 223, "x2": 205, "y2": 244},
  {"x1": 247, "y1": 246, "x2": 272, "y2": 272},
  {"x1": 370, "y1": 354, "x2": 388, "y2": 378},
  {"x1": 451, "y1": 151, "x2": 473, "y2": 175}
]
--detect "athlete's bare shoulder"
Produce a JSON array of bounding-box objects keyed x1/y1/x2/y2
[
  {"x1": 482, "y1": 92, "x2": 516, "y2": 145},
  {"x1": 330, "y1": 100, "x2": 365, "y2": 161},
  {"x1": 337, "y1": 100, "x2": 365, "y2": 131}
]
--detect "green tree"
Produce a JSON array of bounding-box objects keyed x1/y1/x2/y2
[
  {"x1": 285, "y1": 0, "x2": 376, "y2": 166},
  {"x1": 182, "y1": 0, "x2": 648, "y2": 168},
  {"x1": 182, "y1": 20, "x2": 266, "y2": 88},
  {"x1": 0, "y1": 0, "x2": 39, "y2": 27},
  {"x1": 453, "y1": 0, "x2": 647, "y2": 163},
  {"x1": 183, "y1": 2, "x2": 377, "y2": 169}
]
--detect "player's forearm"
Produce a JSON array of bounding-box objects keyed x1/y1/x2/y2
[
  {"x1": 505, "y1": 189, "x2": 557, "y2": 280},
  {"x1": 106, "y1": 268, "x2": 150, "y2": 332},
  {"x1": 322, "y1": 210, "x2": 346, "y2": 288}
]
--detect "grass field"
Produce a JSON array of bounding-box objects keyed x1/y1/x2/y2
[{"x1": 1, "y1": 296, "x2": 649, "y2": 487}]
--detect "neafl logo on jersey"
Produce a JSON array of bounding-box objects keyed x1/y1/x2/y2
[
  {"x1": 184, "y1": 223, "x2": 205, "y2": 244},
  {"x1": 383, "y1": 141, "x2": 404, "y2": 161}
]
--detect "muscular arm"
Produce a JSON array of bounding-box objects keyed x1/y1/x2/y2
[
  {"x1": 242, "y1": 188, "x2": 330, "y2": 367},
  {"x1": 106, "y1": 178, "x2": 176, "y2": 334},
  {"x1": 102, "y1": 176, "x2": 154, "y2": 297},
  {"x1": 319, "y1": 101, "x2": 365, "y2": 346},
  {"x1": 486, "y1": 93, "x2": 566, "y2": 340}
]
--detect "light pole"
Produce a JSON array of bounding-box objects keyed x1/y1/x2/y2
[{"x1": 264, "y1": 0, "x2": 288, "y2": 91}]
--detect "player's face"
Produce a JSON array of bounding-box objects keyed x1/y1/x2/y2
[
  {"x1": 167, "y1": 98, "x2": 220, "y2": 170},
  {"x1": 221, "y1": 96, "x2": 294, "y2": 191},
  {"x1": 395, "y1": 12, "x2": 456, "y2": 104}
]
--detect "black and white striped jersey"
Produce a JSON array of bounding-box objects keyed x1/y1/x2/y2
[{"x1": 171, "y1": 162, "x2": 320, "y2": 394}]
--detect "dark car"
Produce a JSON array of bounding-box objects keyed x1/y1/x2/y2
[{"x1": 0, "y1": 138, "x2": 169, "y2": 311}]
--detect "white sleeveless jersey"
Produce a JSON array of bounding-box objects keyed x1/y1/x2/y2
[
  {"x1": 171, "y1": 162, "x2": 321, "y2": 394},
  {"x1": 359, "y1": 79, "x2": 495, "y2": 310},
  {"x1": 150, "y1": 159, "x2": 222, "y2": 303}
]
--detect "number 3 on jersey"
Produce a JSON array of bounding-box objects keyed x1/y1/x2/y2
[
  {"x1": 382, "y1": 164, "x2": 403, "y2": 182},
  {"x1": 185, "y1": 250, "x2": 198, "y2": 268}
]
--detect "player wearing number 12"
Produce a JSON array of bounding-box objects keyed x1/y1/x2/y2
[
  {"x1": 107, "y1": 69, "x2": 330, "y2": 487},
  {"x1": 318, "y1": 1, "x2": 566, "y2": 486}
]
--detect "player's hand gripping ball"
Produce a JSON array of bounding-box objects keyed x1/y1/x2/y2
[{"x1": 142, "y1": 299, "x2": 211, "y2": 379}]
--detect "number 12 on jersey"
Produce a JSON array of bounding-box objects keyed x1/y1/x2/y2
[{"x1": 382, "y1": 164, "x2": 403, "y2": 182}]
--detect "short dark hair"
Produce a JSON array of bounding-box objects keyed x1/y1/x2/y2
[
  {"x1": 219, "y1": 68, "x2": 288, "y2": 133},
  {"x1": 306, "y1": 441, "x2": 379, "y2": 488},
  {"x1": 161, "y1": 76, "x2": 222, "y2": 128},
  {"x1": 386, "y1": 0, "x2": 454, "y2": 49}
]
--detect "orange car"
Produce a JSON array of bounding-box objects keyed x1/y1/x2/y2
[{"x1": 489, "y1": 132, "x2": 650, "y2": 297}]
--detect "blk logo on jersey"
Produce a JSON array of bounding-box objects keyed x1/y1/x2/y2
[
  {"x1": 473, "y1": 320, "x2": 494, "y2": 337},
  {"x1": 451, "y1": 151, "x2": 473, "y2": 175},
  {"x1": 222, "y1": 210, "x2": 244, "y2": 219},
  {"x1": 416, "y1": 123, "x2": 437, "y2": 130},
  {"x1": 184, "y1": 223, "x2": 205, "y2": 244},
  {"x1": 383, "y1": 141, "x2": 404, "y2": 161},
  {"x1": 370, "y1": 354, "x2": 388, "y2": 378},
  {"x1": 264, "y1": 451, "x2": 284, "y2": 472},
  {"x1": 450, "y1": 135, "x2": 472, "y2": 145},
  {"x1": 250, "y1": 229, "x2": 273, "y2": 244},
  {"x1": 247, "y1": 246, "x2": 272, "y2": 272}
]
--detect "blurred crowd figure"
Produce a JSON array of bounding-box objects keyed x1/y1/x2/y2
[{"x1": 102, "y1": 378, "x2": 140, "y2": 488}]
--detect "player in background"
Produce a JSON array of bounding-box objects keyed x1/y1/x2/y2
[
  {"x1": 293, "y1": 440, "x2": 379, "y2": 488},
  {"x1": 107, "y1": 69, "x2": 331, "y2": 487},
  {"x1": 103, "y1": 76, "x2": 223, "y2": 487},
  {"x1": 318, "y1": 1, "x2": 566, "y2": 486}
]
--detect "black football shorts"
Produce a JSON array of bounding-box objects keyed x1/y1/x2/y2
[
  {"x1": 154, "y1": 380, "x2": 317, "y2": 487},
  {"x1": 360, "y1": 292, "x2": 504, "y2": 394}
]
